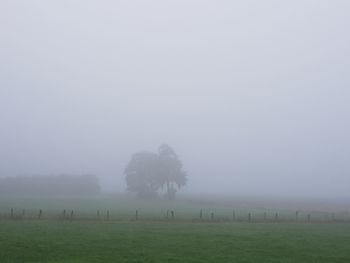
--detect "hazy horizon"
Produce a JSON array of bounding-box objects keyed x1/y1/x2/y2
[{"x1": 1, "y1": 0, "x2": 349, "y2": 198}]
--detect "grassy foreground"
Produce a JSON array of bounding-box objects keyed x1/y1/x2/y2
[{"x1": 0, "y1": 220, "x2": 349, "y2": 263}]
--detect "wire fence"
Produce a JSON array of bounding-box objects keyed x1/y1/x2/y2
[{"x1": 1, "y1": 207, "x2": 349, "y2": 223}]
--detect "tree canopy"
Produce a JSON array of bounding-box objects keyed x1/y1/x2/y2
[{"x1": 125, "y1": 144, "x2": 187, "y2": 199}]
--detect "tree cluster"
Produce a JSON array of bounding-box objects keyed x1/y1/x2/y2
[
  {"x1": 125, "y1": 144, "x2": 187, "y2": 199},
  {"x1": 0, "y1": 174, "x2": 101, "y2": 197}
]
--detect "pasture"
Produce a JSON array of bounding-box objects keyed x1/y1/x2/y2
[{"x1": 0, "y1": 195, "x2": 350, "y2": 262}]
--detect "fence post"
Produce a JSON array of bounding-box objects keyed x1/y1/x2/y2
[
  {"x1": 11, "y1": 208, "x2": 13, "y2": 219},
  {"x1": 38, "y1": 209, "x2": 42, "y2": 219},
  {"x1": 211, "y1": 212, "x2": 214, "y2": 221},
  {"x1": 171, "y1": 210, "x2": 174, "y2": 219},
  {"x1": 135, "y1": 210, "x2": 138, "y2": 220},
  {"x1": 295, "y1": 211, "x2": 299, "y2": 222},
  {"x1": 200, "y1": 209, "x2": 203, "y2": 220},
  {"x1": 70, "y1": 210, "x2": 74, "y2": 220}
]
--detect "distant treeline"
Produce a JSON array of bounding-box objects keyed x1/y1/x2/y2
[{"x1": 0, "y1": 174, "x2": 101, "y2": 197}]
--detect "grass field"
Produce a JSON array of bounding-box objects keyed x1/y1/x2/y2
[
  {"x1": 1, "y1": 221, "x2": 350, "y2": 263},
  {"x1": 1, "y1": 195, "x2": 350, "y2": 262}
]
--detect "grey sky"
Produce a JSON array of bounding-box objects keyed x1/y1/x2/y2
[{"x1": 1, "y1": 0, "x2": 349, "y2": 197}]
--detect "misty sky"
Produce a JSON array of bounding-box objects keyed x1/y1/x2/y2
[{"x1": 1, "y1": 0, "x2": 349, "y2": 197}]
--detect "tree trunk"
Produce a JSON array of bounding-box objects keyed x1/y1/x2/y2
[{"x1": 166, "y1": 180, "x2": 170, "y2": 197}]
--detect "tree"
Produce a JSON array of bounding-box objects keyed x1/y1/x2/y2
[
  {"x1": 125, "y1": 152, "x2": 160, "y2": 198},
  {"x1": 125, "y1": 144, "x2": 187, "y2": 199},
  {"x1": 158, "y1": 144, "x2": 187, "y2": 199}
]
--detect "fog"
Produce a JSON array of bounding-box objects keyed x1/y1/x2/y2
[{"x1": 1, "y1": 0, "x2": 349, "y2": 198}]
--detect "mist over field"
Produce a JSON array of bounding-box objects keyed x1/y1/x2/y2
[
  {"x1": 1, "y1": 0, "x2": 350, "y2": 199},
  {"x1": 2, "y1": 2, "x2": 350, "y2": 263}
]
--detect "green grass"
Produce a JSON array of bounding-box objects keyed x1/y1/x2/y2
[
  {"x1": 1, "y1": 196, "x2": 349, "y2": 262},
  {"x1": 0, "y1": 220, "x2": 350, "y2": 263}
]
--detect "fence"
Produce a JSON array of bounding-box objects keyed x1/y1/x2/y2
[{"x1": 1, "y1": 208, "x2": 349, "y2": 223}]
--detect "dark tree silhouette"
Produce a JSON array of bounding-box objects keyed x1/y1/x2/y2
[
  {"x1": 125, "y1": 152, "x2": 161, "y2": 198},
  {"x1": 125, "y1": 144, "x2": 187, "y2": 199},
  {"x1": 158, "y1": 144, "x2": 187, "y2": 199}
]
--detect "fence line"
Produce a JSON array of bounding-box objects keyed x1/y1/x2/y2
[{"x1": 1, "y1": 208, "x2": 349, "y2": 223}]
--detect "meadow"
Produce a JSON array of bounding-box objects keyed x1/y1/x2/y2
[{"x1": 0, "y1": 195, "x2": 350, "y2": 262}]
